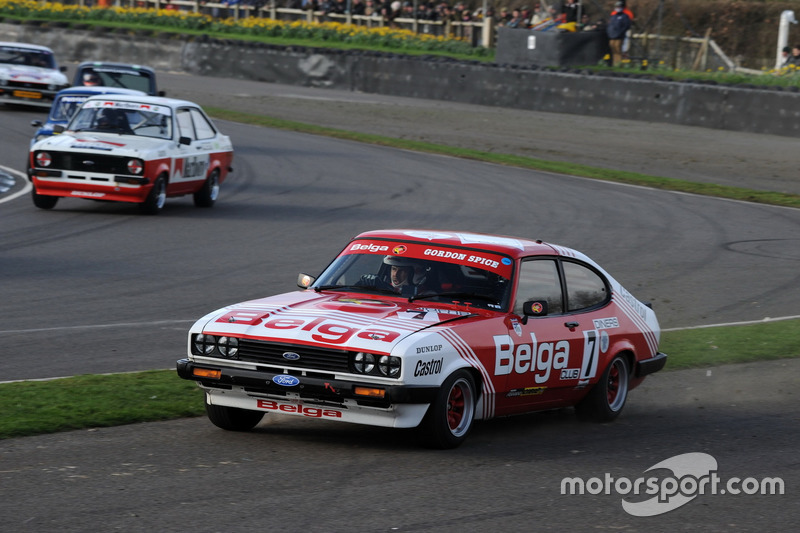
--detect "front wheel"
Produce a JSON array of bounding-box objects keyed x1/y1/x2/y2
[
  {"x1": 193, "y1": 170, "x2": 219, "y2": 208},
  {"x1": 32, "y1": 188, "x2": 58, "y2": 209},
  {"x1": 205, "y1": 398, "x2": 264, "y2": 431},
  {"x1": 139, "y1": 175, "x2": 166, "y2": 215},
  {"x1": 575, "y1": 354, "x2": 629, "y2": 422},
  {"x1": 420, "y1": 369, "x2": 476, "y2": 449}
]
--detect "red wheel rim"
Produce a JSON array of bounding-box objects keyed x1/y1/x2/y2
[
  {"x1": 447, "y1": 384, "x2": 465, "y2": 430},
  {"x1": 607, "y1": 363, "x2": 620, "y2": 405}
]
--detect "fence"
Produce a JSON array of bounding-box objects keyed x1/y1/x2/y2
[{"x1": 64, "y1": 0, "x2": 495, "y2": 47}]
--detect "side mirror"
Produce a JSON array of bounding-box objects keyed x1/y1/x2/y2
[
  {"x1": 31, "y1": 120, "x2": 43, "y2": 128},
  {"x1": 297, "y1": 273, "x2": 315, "y2": 289},
  {"x1": 523, "y1": 300, "x2": 548, "y2": 317}
]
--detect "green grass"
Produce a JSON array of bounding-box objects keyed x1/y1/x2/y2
[{"x1": 2, "y1": 319, "x2": 798, "y2": 440}]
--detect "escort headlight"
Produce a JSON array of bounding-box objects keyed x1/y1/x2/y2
[
  {"x1": 217, "y1": 336, "x2": 239, "y2": 358},
  {"x1": 378, "y1": 356, "x2": 401, "y2": 377},
  {"x1": 126, "y1": 158, "x2": 144, "y2": 175},
  {"x1": 353, "y1": 352, "x2": 375, "y2": 374},
  {"x1": 35, "y1": 152, "x2": 52, "y2": 168},
  {"x1": 193, "y1": 334, "x2": 216, "y2": 355}
]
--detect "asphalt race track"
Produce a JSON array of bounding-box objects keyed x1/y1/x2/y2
[{"x1": 0, "y1": 73, "x2": 797, "y2": 532}]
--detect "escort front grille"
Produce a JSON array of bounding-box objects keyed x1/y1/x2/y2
[
  {"x1": 237, "y1": 339, "x2": 351, "y2": 373},
  {"x1": 34, "y1": 152, "x2": 132, "y2": 174}
]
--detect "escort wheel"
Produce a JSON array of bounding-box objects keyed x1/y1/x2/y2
[
  {"x1": 140, "y1": 175, "x2": 166, "y2": 215},
  {"x1": 421, "y1": 369, "x2": 476, "y2": 449},
  {"x1": 31, "y1": 188, "x2": 58, "y2": 209},
  {"x1": 205, "y1": 398, "x2": 264, "y2": 431},
  {"x1": 193, "y1": 170, "x2": 219, "y2": 208},
  {"x1": 576, "y1": 354, "x2": 629, "y2": 422}
]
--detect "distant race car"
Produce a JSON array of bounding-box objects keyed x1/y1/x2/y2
[
  {"x1": 177, "y1": 229, "x2": 667, "y2": 449},
  {"x1": 28, "y1": 94, "x2": 234, "y2": 214},
  {"x1": 72, "y1": 61, "x2": 164, "y2": 96},
  {"x1": 0, "y1": 42, "x2": 69, "y2": 108},
  {"x1": 30, "y1": 86, "x2": 146, "y2": 147}
]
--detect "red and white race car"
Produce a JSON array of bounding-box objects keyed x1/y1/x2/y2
[
  {"x1": 27, "y1": 94, "x2": 234, "y2": 214},
  {"x1": 0, "y1": 42, "x2": 69, "y2": 108},
  {"x1": 177, "y1": 229, "x2": 667, "y2": 448}
]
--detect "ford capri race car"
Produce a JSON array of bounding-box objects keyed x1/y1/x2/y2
[
  {"x1": 0, "y1": 42, "x2": 69, "y2": 108},
  {"x1": 28, "y1": 94, "x2": 234, "y2": 214},
  {"x1": 177, "y1": 230, "x2": 667, "y2": 449}
]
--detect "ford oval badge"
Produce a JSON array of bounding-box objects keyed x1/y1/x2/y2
[
  {"x1": 282, "y1": 352, "x2": 300, "y2": 361},
  {"x1": 273, "y1": 374, "x2": 300, "y2": 387}
]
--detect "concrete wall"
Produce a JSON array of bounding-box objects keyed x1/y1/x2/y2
[{"x1": 4, "y1": 20, "x2": 800, "y2": 138}]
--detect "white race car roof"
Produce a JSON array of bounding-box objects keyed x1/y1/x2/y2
[
  {"x1": 0, "y1": 41, "x2": 56, "y2": 53},
  {"x1": 81, "y1": 93, "x2": 201, "y2": 110}
]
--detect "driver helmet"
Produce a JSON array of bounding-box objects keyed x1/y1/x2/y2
[{"x1": 83, "y1": 72, "x2": 102, "y2": 86}]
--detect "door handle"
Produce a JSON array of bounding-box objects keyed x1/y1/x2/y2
[{"x1": 564, "y1": 321, "x2": 579, "y2": 329}]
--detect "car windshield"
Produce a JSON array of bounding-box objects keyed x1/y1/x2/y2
[
  {"x1": 313, "y1": 241, "x2": 514, "y2": 311},
  {"x1": 79, "y1": 67, "x2": 154, "y2": 94},
  {"x1": 0, "y1": 45, "x2": 55, "y2": 69},
  {"x1": 49, "y1": 95, "x2": 89, "y2": 122},
  {"x1": 68, "y1": 99, "x2": 172, "y2": 139}
]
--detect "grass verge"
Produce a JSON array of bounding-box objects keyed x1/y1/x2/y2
[
  {"x1": 2, "y1": 319, "x2": 798, "y2": 440},
  {"x1": 205, "y1": 107, "x2": 800, "y2": 210}
]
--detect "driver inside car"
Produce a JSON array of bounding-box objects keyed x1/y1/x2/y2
[{"x1": 359, "y1": 256, "x2": 431, "y2": 297}]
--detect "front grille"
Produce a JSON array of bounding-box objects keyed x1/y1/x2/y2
[
  {"x1": 237, "y1": 339, "x2": 351, "y2": 373},
  {"x1": 35, "y1": 152, "x2": 131, "y2": 174}
]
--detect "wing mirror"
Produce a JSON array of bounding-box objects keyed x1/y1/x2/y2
[
  {"x1": 521, "y1": 300, "x2": 548, "y2": 324},
  {"x1": 297, "y1": 273, "x2": 316, "y2": 289}
]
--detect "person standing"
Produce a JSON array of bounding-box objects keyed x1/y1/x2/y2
[{"x1": 606, "y1": 1, "x2": 631, "y2": 67}]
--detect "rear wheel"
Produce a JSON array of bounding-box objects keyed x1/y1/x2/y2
[
  {"x1": 193, "y1": 170, "x2": 219, "y2": 208},
  {"x1": 32, "y1": 188, "x2": 58, "y2": 209},
  {"x1": 140, "y1": 175, "x2": 166, "y2": 215},
  {"x1": 575, "y1": 354, "x2": 629, "y2": 422},
  {"x1": 421, "y1": 369, "x2": 476, "y2": 449},
  {"x1": 205, "y1": 398, "x2": 264, "y2": 431}
]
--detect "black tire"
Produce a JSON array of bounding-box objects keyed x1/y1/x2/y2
[
  {"x1": 139, "y1": 175, "x2": 166, "y2": 215},
  {"x1": 205, "y1": 398, "x2": 264, "y2": 431},
  {"x1": 421, "y1": 369, "x2": 476, "y2": 449},
  {"x1": 575, "y1": 354, "x2": 629, "y2": 422},
  {"x1": 193, "y1": 170, "x2": 219, "y2": 208},
  {"x1": 32, "y1": 188, "x2": 58, "y2": 210}
]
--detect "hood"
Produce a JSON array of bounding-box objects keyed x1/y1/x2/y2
[
  {"x1": 35, "y1": 132, "x2": 172, "y2": 155},
  {"x1": 0, "y1": 64, "x2": 67, "y2": 85},
  {"x1": 196, "y1": 291, "x2": 475, "y2": 353}
]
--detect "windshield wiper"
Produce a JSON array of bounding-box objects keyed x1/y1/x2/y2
[
  {"x1": 409, "y1": 291, "x2": 500, "y2": 305},
  {"x1": 314, "y1": 285, "x2": 399, "y2": 296}
]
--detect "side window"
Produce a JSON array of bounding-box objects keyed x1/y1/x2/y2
[
  {"x1": 514, "y1": 259, "x2": 563, "y2": 316},
  {"x1": 189, "y1": 108, "x2": 217, "y2": 140},
  {"x1": 176, "y1": 108, "x2": 195, "y2": 141},
  {"x1": 563, "y1": 261, "x2": 609, "y2": 311}
]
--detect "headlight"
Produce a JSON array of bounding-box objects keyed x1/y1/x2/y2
[
  {"x1": 127, "y1": 159, "x2": 143, "y2": 175},
  {"x1": 35, "y1": 152, "x2": 52, "y2": 167},
  {"x1": 217, "y1": 336, "x2": 239, "y2": 358},
  {"x1": 378, "y1": 355, "x2": 401, "y2": 377},
  {"x1": 193, "y1": 334, "x2": 216, "y2": 355},
  {"x1": 353, "y1": 352, "x2": 376, "y2": 374}
]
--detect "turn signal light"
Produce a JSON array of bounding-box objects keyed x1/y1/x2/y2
[
  {"x1": 192, "y1": 368, "x2": 221, "y2": 379},
  {"x1": 354, "y1": 386, "x2": 385, "y2": 398}
]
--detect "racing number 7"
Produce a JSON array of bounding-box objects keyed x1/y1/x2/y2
[{"x1": 580, "y1": 330, "x2": 600, "y2": 380}]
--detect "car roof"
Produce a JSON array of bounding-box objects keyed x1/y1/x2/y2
[
  {"x1": 82, "y1": 93, "x2": 201, "y2": 109},
  {"x1": 0, "y1": 41, "x2": 55, "y2": 53},
  {"x1": 75, "y1": 61, "x2": 156, "y2": 74},
  {"x1": 55, "y1": 87, "x2": 146, "y2": 97},
  {"x1": 353, "y1": 229, "x2": 564, "y2": 259}
]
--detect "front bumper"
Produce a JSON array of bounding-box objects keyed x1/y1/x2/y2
[
  {"x1": 176, "y1": 358, "x2": 438, "y2": 409},
  {"x1": 0, "y1": 87, "x2": 61, "y2": 108}
]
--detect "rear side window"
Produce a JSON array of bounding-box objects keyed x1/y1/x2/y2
[{"x1": 563, "y1": 261, "x2": 609, "y2": 311}]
